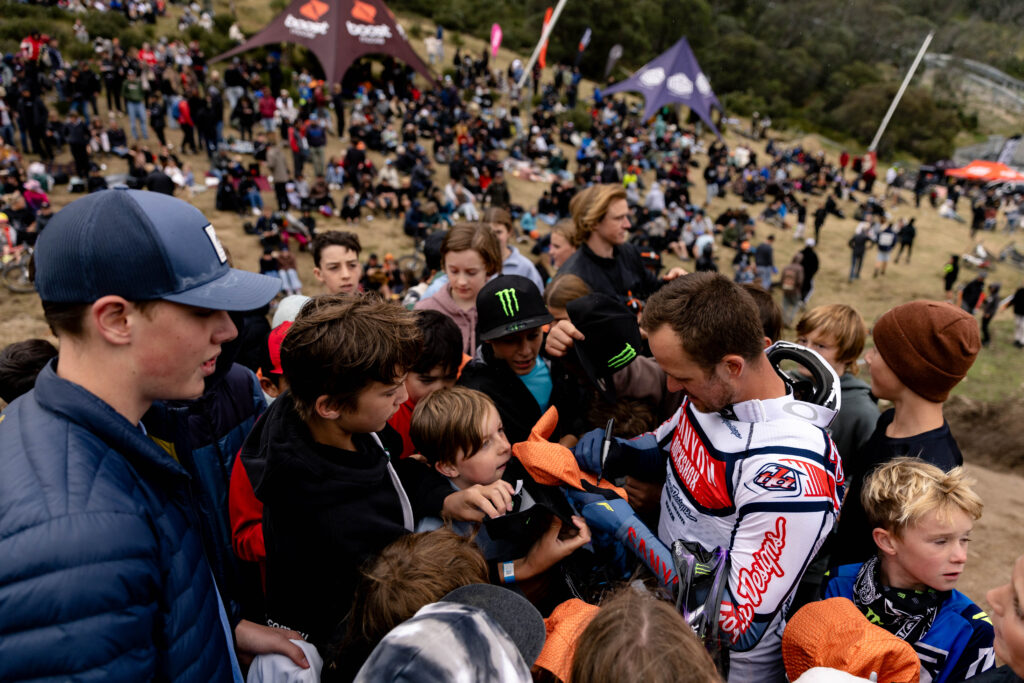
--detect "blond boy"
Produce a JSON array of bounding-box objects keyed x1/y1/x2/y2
[{"x1": 825, "y1": 458, "x2": 994, "y2": 682}]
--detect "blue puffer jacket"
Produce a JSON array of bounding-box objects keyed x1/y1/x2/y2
[
  {"x1": 145, "y1": 362, "x2": 267, "y2": 624},
  {"x1": 0, "y1": 362, "x2": 234, "y2": 681}
]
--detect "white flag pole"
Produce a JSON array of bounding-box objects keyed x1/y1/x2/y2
[
  {"x1": 517, "y1": 0, "x2": 570, "y2": 90},
  {"x1": 868, "y1": 31, "x2": 934, "y2": 152}
]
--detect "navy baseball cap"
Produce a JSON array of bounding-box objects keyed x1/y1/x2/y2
[{"x1": 35, "y1": 189, "x2": 281, "y2": 310}]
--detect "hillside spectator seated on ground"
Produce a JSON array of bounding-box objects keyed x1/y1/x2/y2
[
  {"x1": 21, "y1": 179, "x2": 48, "y2": 210},
  {"x1": 87, "y1": 165, "x2": 108, "y2": 193},
  {"x1": 374, "y1": 161, "x2": 400, "y2": 217},
  {"x1": 237, "y1": 174, "x2": 263, "y2": 215},
  {"x1": 105, "y1": 119, "x2": 130, "y2": 156},
  {"x1": 325, "y1": 159, "x2": 345, "y2": 189},
  {"x1": 759, "y1": 197, "x2": 788, "y2": 229},
  {"x1": 308, "y1": 175, "x2": 334, "y2": 210},
  {"x1": 339, "y1": 187, "x2": 361, "y2": 223}
]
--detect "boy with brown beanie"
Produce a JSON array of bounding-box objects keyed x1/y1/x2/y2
[{"x1": 832, "y1": 300, "x2": 981, "y2": 566}]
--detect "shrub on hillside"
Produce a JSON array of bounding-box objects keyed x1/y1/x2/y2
[{"x1": 83, "y1": 11, "x2": 129, "y2": 39}]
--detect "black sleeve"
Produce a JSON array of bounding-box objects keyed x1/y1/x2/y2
[
  {"x1": 392, "y1": 456, "x2": 452, "y2": 519},
  {"x1": 378, "y1": 424, "x2": 404, "y2": 459}
]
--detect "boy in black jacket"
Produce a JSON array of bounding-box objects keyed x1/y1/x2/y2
[
  {"x1": 458, "y1": 275, "x2": 583, "y2": 446},
  {"x1": 240, "y1": 294, "x2": 515, "y2": 648}
]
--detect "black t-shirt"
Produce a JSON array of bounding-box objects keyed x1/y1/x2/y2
[{"x1": 832, "y1": 408, "x2": 963, "y2": 566}]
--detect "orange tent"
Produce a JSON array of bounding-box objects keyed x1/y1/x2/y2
[{"x1": 945, "y1": 160, "x2": 1024, "y2": 182}]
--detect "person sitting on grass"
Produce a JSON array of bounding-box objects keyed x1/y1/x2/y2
[{"x1": 824, "y1": 458, "x2": 995, "y2": 682}]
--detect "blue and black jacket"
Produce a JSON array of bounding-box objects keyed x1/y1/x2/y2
[{"x1": 826, "y1": 562, "x2": 996, "y2": 683}]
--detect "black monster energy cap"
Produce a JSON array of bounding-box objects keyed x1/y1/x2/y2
[{"x1": 476, "y1": 275, "x2": 553, "y2": 342}]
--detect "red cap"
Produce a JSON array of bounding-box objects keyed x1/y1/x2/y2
[{"x1": 267, "y1": 321, "x2": 292, "y2": 375}]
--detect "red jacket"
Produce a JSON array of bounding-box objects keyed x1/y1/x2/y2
[
  {"x1": 177, "y1": 99, "x2": 193, "y2": 126},
  {"x1": 387, "y1": 400, "x2": 416, "y2": 458},
  {"x1": 229, "y1": 452, "x2": 265, "y2": 586}
]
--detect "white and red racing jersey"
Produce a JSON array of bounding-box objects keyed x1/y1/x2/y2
[{"x1": 651, "y1": 392, "x2": 844, "y2": 682}]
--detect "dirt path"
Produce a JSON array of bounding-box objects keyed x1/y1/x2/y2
[{"x1": 957, "y1": 462, "x2": 1024, "y2": 608}]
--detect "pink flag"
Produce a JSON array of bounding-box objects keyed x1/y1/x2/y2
[{"x1": 490, "y1": 23, "x2": 502, "y2": 57}]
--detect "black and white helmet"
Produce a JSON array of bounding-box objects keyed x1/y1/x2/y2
[{"x1": 766, "y1": 340, "x2": 841, "y2": 414}]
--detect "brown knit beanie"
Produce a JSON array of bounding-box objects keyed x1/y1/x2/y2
[{"x1": 871, "y1": 300, "x2": 980, "y2": 402}]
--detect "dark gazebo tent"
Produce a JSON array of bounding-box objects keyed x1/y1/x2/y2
[
  {"x1": 213, "y1": 0, "x2": 434, "y2": 84},
  {"x1": 603, "y1": 37, "x2": 723, "y2": 137}
]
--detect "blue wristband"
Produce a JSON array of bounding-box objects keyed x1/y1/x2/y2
[{"x1": 500, "y1": 561, "x2": 516, "y2": 585}]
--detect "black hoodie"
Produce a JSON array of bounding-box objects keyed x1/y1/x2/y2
[{"x1": 241, "y1": 392, "x2": 453, "y2": 647}]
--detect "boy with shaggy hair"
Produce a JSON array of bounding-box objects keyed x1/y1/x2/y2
[
  {"x1": 410, "y1": 386, "x2": 591, "y2": 586},
  {"x1": 311, "y1": 230, "x2": 363, "y2": 295},
  {"x1": 825, "y1": 458, "x2": 994, "y2": 682},
  {"x1": 240, "y1": 295, "x2": 515, "y2": 648},
  {"x1": 795, "y1": 303, "x2": 878, "y2": 464},
  {"x1": 387, "y1": 310, "x2": 464, "y2": 458}
]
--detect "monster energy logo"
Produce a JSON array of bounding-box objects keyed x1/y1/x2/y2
[
  {"x1": 607, "y1": 343, "x2": 637, "y2": 369},
  {"x1": 495, "y1": 288, "x2": 519, "y2": 317}
]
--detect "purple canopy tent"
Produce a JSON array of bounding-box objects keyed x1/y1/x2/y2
[
  {"x1": 212, "y1": 0, "x2": 434, "y2": 84},
  {"x1": 603, "y1": 37, "x2": 722, "y2": 137}
]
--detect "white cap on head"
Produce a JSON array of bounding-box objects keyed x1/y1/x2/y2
[{"x1": 272, "y1": 294, "x2": 311, "y2": 328}]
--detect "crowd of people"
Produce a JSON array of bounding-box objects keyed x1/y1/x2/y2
[{"x1": 3, "y1": 4, "x2": 1024, "y2": 683}]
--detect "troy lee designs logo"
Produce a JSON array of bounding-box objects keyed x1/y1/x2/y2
[{"x1": 720, "y1": 516, "x2": 787, "y2": 642}]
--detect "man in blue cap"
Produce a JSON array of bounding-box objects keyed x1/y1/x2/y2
[{"x1": 0, "y1": 190, "x2": 307, "y2": 681}]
